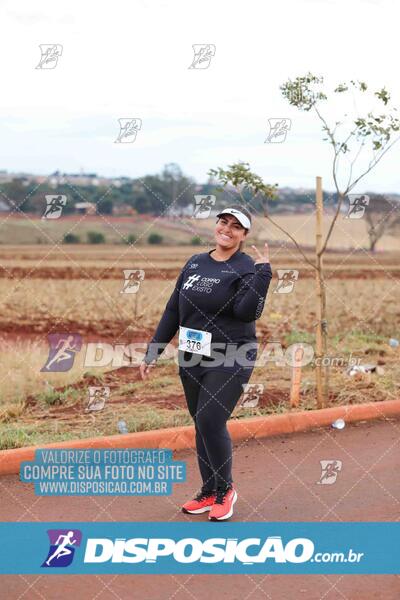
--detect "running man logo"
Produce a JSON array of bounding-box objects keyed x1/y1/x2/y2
[
  {"x1": 115, "y1": 118, "x2": 142, "y2": 143},
  {"x1": 264, "y1": 118, "x2": 291, "y2": 143},
  {"x1": 120, "y1": 269, "x2": 145, "y2": 294},
  {"x1": 41, "y1": 333, "x2": 82, "y2": 372},
  {"x1": 239, "y1": 383, "x2": 264, "y2": 408},
  {"x1": 188, "y1": 44, "x2": 216, "y2": 69},
  {"x1": 192, "y1": 195, "x2": 216, "y2": 219},
  {"x1": 274, "y1": 270, "x2": 299, "y2": 294},
  {"x1": 85, "y1": 386, "x2": 110, "y2": 412},
  {"x1": 42, "y1": 195, "x2": 67, "y2": 220},
  {"x1": 345, "y1": 194, "x2": 370, "y2": 219},
  {"x1": 41, "y1": 529, "x2": 82, "y2": 568},
  {"x1": 316, "y1": 460, "x2": 343, "y2": 485},
  {"x1": 35, "y1": 44, "x2": 63, "y2": 69}
]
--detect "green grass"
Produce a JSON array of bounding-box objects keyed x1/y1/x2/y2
[
  {"x1": 122, "y1": 406, "x2": 191, "y2": 432},
  {"x1": 118, "y1": 382, "x2": 139, "y2": 396},
  {"x1": 284, "y1": 330, "x2": 315, "y2": 346},
  {"x1": 0, "y1": 424, "x2": 87, "y2": 450},
  {"x1": 330, "y1": 331, "x2": 388, "y2": 355},
  {"x1": 82, "y1": 371, "x2": 106, "y2": 383},
  {"x1": 0, "y1": 405, "x2": 192, "y2": 450},
  {"x1": 339, "y1": 331, "x2": 387, "y2": 345},
  {"x1": 36, "y1": 387, "x2": 82, "y2": 407},
  {"x1": 0, "y1": 397, "x2": 314, "y2": 450}
]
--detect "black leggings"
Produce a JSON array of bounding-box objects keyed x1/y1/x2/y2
[{"x1": 179, "y1": 370, "x2": 244, "y2": 491}]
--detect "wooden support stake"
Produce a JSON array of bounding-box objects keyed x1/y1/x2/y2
[
  {"x1": 315, "y1": 176, "x2": 324, "y2": 408},
  {"x1": 290, "y1": 345, "x2": 304, "y2": 408}
]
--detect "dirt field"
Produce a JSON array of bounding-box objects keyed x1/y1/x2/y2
[
  {"x1": 1, "y1": 212, "x2": 399, "y2": 250},
  {"x1": 0, "y1": 214, "x2": 399, "y2": 449}
]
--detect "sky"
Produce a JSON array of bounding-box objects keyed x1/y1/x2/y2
[{"x1": 1, "y1": 0, "x2": 400, "y2": 193}]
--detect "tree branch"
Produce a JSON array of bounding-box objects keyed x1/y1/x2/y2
[
  {"x1": 347, "y1": 135, "x2": 400, "y2": 192},
  {"x1": 264, "y1": 213, "x2": 317, "y2": 270}
]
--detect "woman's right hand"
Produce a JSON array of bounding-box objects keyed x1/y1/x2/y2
[{"x1": 139, "y1": 360, "x2": 156, "y2": 380}]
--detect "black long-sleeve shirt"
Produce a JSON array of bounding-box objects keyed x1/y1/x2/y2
[{"x1": 143, "y1": 248, "x2": 272, "y2": 384}]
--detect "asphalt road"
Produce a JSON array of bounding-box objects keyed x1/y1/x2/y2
[{"x1": 1, "y1": 417, "x2": 399, "y2": 599}]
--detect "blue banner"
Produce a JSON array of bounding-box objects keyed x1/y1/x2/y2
[{"x1": 0, "y1": 522, "x2": 398, "y2": 574}]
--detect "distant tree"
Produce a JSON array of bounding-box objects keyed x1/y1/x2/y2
[
  {"x1": 135, "y1": 193, "x2": 153, "y2": 214},
  {"x1": 63, "y1": 233, "x2": 80, "y2": 244},
  {"x1": 133, "y1": 175, "x2": 170, "y2": 215},
  {"x1": 96, "y1": 197, "x2": 113, "y2": 215},
  {"x1": 1, "y1": 179, "x2": 33, "y2": 212},
  {"x1": 148, "y1": 232, "x2": 163, "y2": 244},
  {"x1": 364, "y1": 194, "x2": 400, "y2": 251},
  {"x1": 87, "y1": 231, "x2": 105, "y2": 244},
  {"x1": 124, "y1": 234, "x2": 137, "y2": 245},
  {"x1": 162, "y1": 163, "x2": 195, "y2": 215}
]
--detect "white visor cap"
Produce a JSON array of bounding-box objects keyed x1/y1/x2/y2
[{"x1": 216, "y1": 207, "x2": 251, "y2": 230}]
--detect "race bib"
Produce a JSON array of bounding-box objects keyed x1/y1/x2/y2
[{"x1": 178, "y1": 326, "x2": 212, "y2": 357}]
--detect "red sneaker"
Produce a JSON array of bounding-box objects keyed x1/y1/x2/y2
[
  {"x1": 208, "y1": 485, "x2": 237, "y2": 521},
  {"x1": 181, "y1": 489, "x2": 217, "y2": 514}
]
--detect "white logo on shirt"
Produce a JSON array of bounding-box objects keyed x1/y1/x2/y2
[
  {"x1": 183, "y1": 273, "x2": 221, "y2": 293},
  {"x1": 183, "y1": 274, "x2": 201, "y2": 289}
]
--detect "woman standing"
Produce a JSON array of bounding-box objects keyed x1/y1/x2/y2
[{"x1": 140, "y1": 205, "x2": 272, "y2": 520}]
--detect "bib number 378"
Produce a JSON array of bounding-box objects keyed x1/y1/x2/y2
[{"x1": 178, "y1": 326, "x2": 212, "y2": 357}]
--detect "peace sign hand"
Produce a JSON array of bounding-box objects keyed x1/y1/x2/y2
[{"x1": 251, "y1": 242, "x2": 270, "y2": 265}]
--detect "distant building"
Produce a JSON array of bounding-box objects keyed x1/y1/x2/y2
[
  {"x1": 75, "y1": 202, "x2": 97, "y2": 215},
  {"x1": 0, "y1": 170, "x2": 12, "y2": 184},
  {"x1": 112, "y1": 204, "x2": 137, "y2": 216},
  {"x1": 166, "y1": 205, "x2": 195, "y2": 218},
  {"x1": 0, "y1": 198, "x2": 10, "y2": 212}
]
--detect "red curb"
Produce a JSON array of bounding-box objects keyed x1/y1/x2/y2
[{"x1": 1, "y1": 399, "x2": 400, "y2": 475}]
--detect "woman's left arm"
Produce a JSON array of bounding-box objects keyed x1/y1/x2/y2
[{"x1": 232, "y1": 242, "x2": 272, "y2": 322}]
